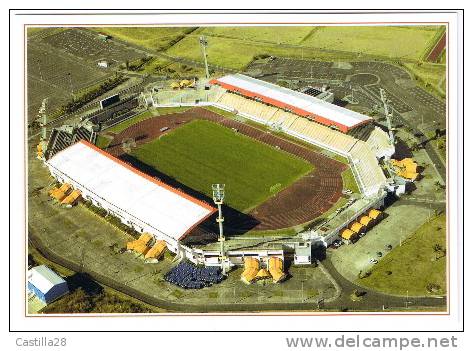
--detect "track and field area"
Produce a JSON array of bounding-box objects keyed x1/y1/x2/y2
[
  {"x1": 131, "y1": 119, "x2": 314, "y2": 212},
  {"x1": 106, "y1": 107, "x2": 347, "y2": 231}
]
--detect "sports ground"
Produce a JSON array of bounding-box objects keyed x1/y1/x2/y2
[
  {"x1": 131, "y1": 119, "x2": 314, "y2": 212},
  {"x1": 105, "y1": 107, "x2": 347, "y2": 231}
]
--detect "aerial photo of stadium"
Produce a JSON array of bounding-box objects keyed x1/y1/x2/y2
[{"x1": 27, "y1": 24, "x2": 448, "y2": 314}]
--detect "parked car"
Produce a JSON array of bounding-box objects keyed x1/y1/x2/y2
[
  {"x1": 331, "y1": 239, "x2": 343, "y2": 249},
  {"x1": 369, "y1": 258, "x2": 379, "y2": 264}
]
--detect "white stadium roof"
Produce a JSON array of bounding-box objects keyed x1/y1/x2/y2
[
  {"x1": 47, "y1": 140, "x2": 216, "y2": 241},
  {"x1": 213, "y1": 74, "x2": 372, "y2": 130}
]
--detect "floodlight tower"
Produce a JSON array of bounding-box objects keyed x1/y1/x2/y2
[
  {"x1": 199, "y1": 36, "x2": 210, "y2": 79},
  {"x1": 212, "y1": 184, "x2": 226, "y2": 272},
  {"x1": 38, "y1": 98, "x2": 49, "y2": 142},
  {"x1": 379, "y1": 88, "x2": 395, "y2": 146},
  {"x1": 36, "y1": 98, "x2": 48, "y2": 160}
]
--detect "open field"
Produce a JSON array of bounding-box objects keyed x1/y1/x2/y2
[
  {"x1": 198, "y1": 26, "x2": 315, "y2": 44},
  {"x1": 165, "y1": 25, "x2": 442, "y2": 70},
  {"x1": 90, "y1": 27, "x2": 197, "y2": 51},
  {"x1": 166, "y1": 35, "x2": 362, "y2": 70},
  {"x1": 136, "y1": 56, "x2": 205, "y2": 77},
  {"x1": 356, "y1": 213, "x2": 446, "y2": 296},
  {"x1": 403, "y1": 62, "x2": 446, "y2": 98},
  {"x1": 131, "y1": 119, "x2": 314, "y2": 212},
  {"x1": 302, "y1": 26, "x2": 441, "y2": 61}
]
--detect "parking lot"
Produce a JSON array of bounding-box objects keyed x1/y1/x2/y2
[
  {"x1": 42, "y1": 29, "x2": 142, "y2": 65},
  {"x1": 246, "y1": 57, "x2": 446, "y2": 136},
  {"x1": 329, "y1": 204, "x2": 434, "y2": 281},
  {"x1": 27, "y1": 41, "x2": 109, "y2": 121}
]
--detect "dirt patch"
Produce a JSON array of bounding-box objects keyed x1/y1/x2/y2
[{"x1": 107, "y1": 107, "x2": 346, "y2": 231}]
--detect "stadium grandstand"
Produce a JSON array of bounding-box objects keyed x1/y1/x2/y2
[
  {"x1": 45, "y1": 140, "x2": 217, "y2": 253},
  {"x1": 211, "y1": 74, "x2": 372, "y2": 133},
  {"x1": 214, "y1": 91, "x2": 387, "y2": 197}
]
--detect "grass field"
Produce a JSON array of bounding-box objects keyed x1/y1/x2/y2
[
  {"x1": 403, "y1": 62, "x2": 446, "y2": 98},
  {"x1": 301, "y1": 26, "x2": 441, "y2": 60},
  {"x1": 357, "y1": 213, "x2": 446, "y2": 296},
  {"x1": 131, "y1": 120, "x2": 314, "y2": 211},
  {"x1": 198, "y1": 26, "x2": 316, "y2": 44},
  {"x1": 89, "y1": 27, "x2": 196, "y2": 51},
  {"x1": 341, "y1": 168, "x2": 359, "y2": 194},
  {"x1": 94, "y1": 26, "x2": 442, "y2": 71},
  {"x1": 164, "y1": 25, "x2": 442, "y2": 70}
]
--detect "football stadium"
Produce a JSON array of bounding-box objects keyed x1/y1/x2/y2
[{"x1": 39, "y1": 71, "x2": 410, "y2": 285}]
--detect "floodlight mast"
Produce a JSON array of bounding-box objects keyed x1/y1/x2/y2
[
  {"x1": 212, "y1": 184, "x2": 226, "y2": 273},
  {"x1": 39, "y1": 98, "x2": 48, "y2": 141},
  {"x1": 199, "y1": 36, "x2": 210, "y2": 79},
  {"x1": 379, "y1": 88, "x2": 395, "y2": 146}
]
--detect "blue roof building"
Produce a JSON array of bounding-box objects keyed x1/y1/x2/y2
[{"x1": 27, "y1": 265, "x2": 69, "y2": 304}]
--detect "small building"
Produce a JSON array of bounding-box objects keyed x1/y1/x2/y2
[
  {"x1": 97, "y1": 33, "x2": 111, "y2": 41},
  {"x1": 27, "y1": 265, "x2": 69, "y2": 304},
  {"x1": 294, "y1": 242, "x2": 312, "y2": 265},
  {"x1": 97, "y1": 60, "x2": 109, "y2": 68}
]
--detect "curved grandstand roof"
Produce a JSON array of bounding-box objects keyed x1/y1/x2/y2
[
  {"x1": 46, "y1": 140, "x2": 216, "y2": 241},
  {"x1": 211, "y1": 74, "x2": 372, "y2": 132}
]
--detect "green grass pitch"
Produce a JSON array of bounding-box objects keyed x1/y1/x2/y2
[{"x1": 131, "y1": 120, "x2": 314, "y2": 212}]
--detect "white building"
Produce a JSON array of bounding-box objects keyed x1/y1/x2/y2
[
  {"x1": 97, "y1": 60, "x2": 109, "y2": 68},
  {"x1": 27, "y1": 265, "x2": 69, "y2": 304},
  {"x1": 45, "y1": 140, "x2": 216, "y2": 254}
]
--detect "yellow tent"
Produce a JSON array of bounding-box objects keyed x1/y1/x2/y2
[
  {"x1": 268, "y1": 257, "x2": 285, "y2": 283},
  {"x1": 37, "y1": 143, "x2": 43, "y2": 158},
  {"x1": 179, "y1": 79, "x2": 193, "y2": 88},
  {"x1": 241, "y1": 257, "x2": 259, "y2": 284},
  {"x1": 145, "y1": 240, "x2": 167, "y2": 260},
  {"x1": 126, "y1": 240, "x2": 150, "y2": 255},
  {"x1": 359, "y1": 215, "x2": 373, "y2": 228},
  {"x1": 49, "y1": 183, "x2": 71, "y2": 196},
  {"x1": 341, "y1": 228, "x2": 356, "y2": 241},
  {"x1": 400, "y1": 170, "x2": 418, "y2": 181},
  {"x1": 368, "y1": 209, "x2": 382, "y2": 220},
  {"x1": 391, "y1": 158, "x2": 419, "y2": 180},
  {"x1": 61, "y1": 189, "x2": 82, "y2": 205},
  {"x1": 255, "y1": 268, "x2": 271, "y2": 280},
  {"x1": 138, "y1": 233, "x2": 153, "y2": 246},
  {"x1": 350, "y1": 222, "x2": 364, "y2": 234},
  {"x1": 170, "y1": 82, "x2": 180, "y2": 89}
]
